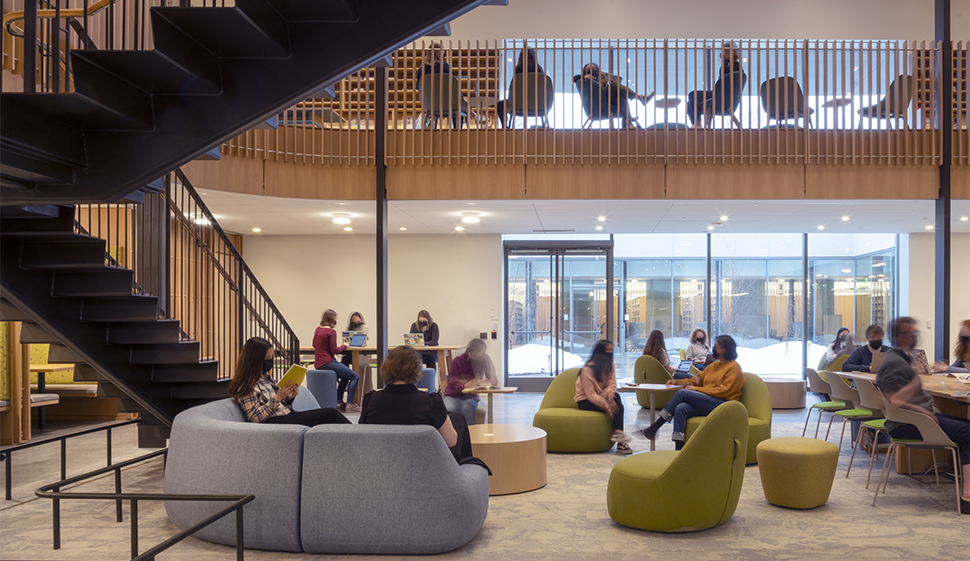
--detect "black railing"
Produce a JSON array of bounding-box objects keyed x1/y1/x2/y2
[
  {"x1": 73, "y1": 169, "x2": 300, "y2": 381},
  {"x1": 34, "y1": 447, "x2": 254, "y2": 560}
]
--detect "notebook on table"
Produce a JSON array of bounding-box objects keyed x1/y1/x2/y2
[{"x1": 404, "y1": 333, "x2": 425, "y2": 347}]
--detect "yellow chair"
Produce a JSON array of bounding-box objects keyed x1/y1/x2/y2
[
  {"x1": 802, "y1": 368, "x2": 849, "y2": 438},
  {"x1": 633, "y1": 355, "x2": 676, "y2": 409},
  {"x1": 845, "y1": 377, "x2": 888, "y2": 488},
  {"x1": 825, "y1": 372, "x2": 882, "y2": 450},
  {"x1": 607, "y1": 401, "x2": 748, "y2": 532},
  {"x1": 683, "y1": 372, "x2": 772, "y2": 464},
  {"x1": 532, "y1": 368, "x2": 613, "y2": 452},
  {"x1": 679, "y1": 348, "x2": 687, "y2": 361}
]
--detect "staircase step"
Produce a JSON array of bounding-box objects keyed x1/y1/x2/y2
[
  {"x1": 82, "y1": 295, "x2": 160, "y2": 322},
  {"x1": 107, "y1": 320, "x2": 181, "y2": 344},
  {"x1": 0, "y1": 103, "x2": 86, "y2": 186},
  {"x1": 265, "y1": 0, "x2": 359, "y2": 22},
  {"x1": 1, "y1": 92, "x2": 153, "y2": 132},
  {"x1": 151, "y1": 361, "x2": 219, "y2": 383},
  {"x1": 118, "y1": 398, "x2": 149, "y2": 413},
  {"x1": 194, "y1": 146, "x2": 221, "y2": 161},
  {"x1": 0, "y1": 298, "x2": 33, "y2": 321},
  {"x1": 53, "y1": 270, "x2": 135, "y2": 298},
  {"x1": 48, "y1": 343, "x2": 82, "y2": 364},
  {"x1": 0, "y1": 207, "x2": 76, "y2": 236},
  {"x1": 21, "y1": 238, "x2": 107, "y2": 270},
  {"x1": 19, "y1": 322, "x2": 58, "y2": 344},
  {"x1": 139, "y1": 424, "x2": 170, "y2": 447},
  {"x1": 71, "y1": 50, "x2": 221, "y2": 96},
  {"x1": 74, "y1": 363, "x2": 108, "y2": 382},
  {"x1": 138, "y1": 413, "x2": 168, "y2": 427},
  {"x1": 130, "y1": 341, "x2": 200, "y2": 364},
  {"x1": 97, "y1": 382, "x2": 128, "y2": 399},
  {"x1": 171, "y1": 380, "x2": 230, "y2": 400},
  {"x1": 152, "y1": 5, "x2": 289, "y2": 59},
  {"x1": 68, "y1": 57, "x2": 155, "y2": 128}
]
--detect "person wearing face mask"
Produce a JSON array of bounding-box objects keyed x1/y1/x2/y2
[
  {"x1": 822, "y1": 327, "x2": 856, "y2": 368},
  {"x1": 643, "y1": 330, "x2": 693, "y2": 378},
  {"x1": 575, "y1": 339, "x2": 632, "y2": 454},
  {"x1": 443, "y1": 339, "x2": 499, "y2": 425},
  {"x1": 684, "y1": 327, "x2": 713, "y2": 370},
  {"x1": 339, "y1": 311, "x2": 369, "y2": 370},
  {"x1": 842, "y1": 325, "x2": 891, "y2": 373},
  {"x1": 641, "y1": 335, "x2": 745, "y2": 450},
  {"x1": 409, "y1": 310, "x2": 440, "y2": 370},
  {"x1": 931, "y1": 319, "x2": 970, "y2": 374},
  {"x1": 229, "y1": 337, "x2": 350, "y2": 426}
]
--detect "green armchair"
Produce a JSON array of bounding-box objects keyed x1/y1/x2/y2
[
  {"x1": 633, "y1": 355, "x2": 676, "y2": 409},
  {"x1": 607, "y1": 401, "x2": 748, "y2": 532},
  {"x1": 532, "y1": 368, "x2": 614, "y2": 452},
  {"x1": 684, "y1": 372, "x2": 772, "y2": 464}
]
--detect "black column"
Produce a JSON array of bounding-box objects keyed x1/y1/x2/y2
[
  {"x1": 935, "y1": 0, "x2": 951, "y2": 362},
  {"x1": 376, "y1": 68, "x2": 389, "y2": 370}
]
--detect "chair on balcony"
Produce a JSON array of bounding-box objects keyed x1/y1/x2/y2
[
  {"x1": 856, "y1": 74, "x2": 916, "y2": 129},
  {"x1": 502, "y1": 72, "x2": 555, "y2": 129},
  {"x1": 686, "y1": 70, "x2": 746, "y2": 129},
  {"x1": 759, "y1": 77, "x2": 813, "y2": 129},
  {"x1": 419, "y1": 74, "x2": 469, "y2": 129},
  {"x1": 572, "y1": 75, "x2": 637, "y2": 129}
]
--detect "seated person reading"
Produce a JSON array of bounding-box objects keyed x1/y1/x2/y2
[{"x1": 443, "y1": 339, "x2": 499, "y2": 425}]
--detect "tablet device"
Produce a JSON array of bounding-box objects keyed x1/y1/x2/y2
[
  {"x1": 673, "y1": 359, "x2": 693, "y2": 377},
  {"x1": 348, "y1": 333, "x2": 367, "y2": 347}
]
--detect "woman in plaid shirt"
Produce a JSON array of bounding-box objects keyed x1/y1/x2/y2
[{"x1": 229, "y1": 337, "x2": 350, "y2": 426}]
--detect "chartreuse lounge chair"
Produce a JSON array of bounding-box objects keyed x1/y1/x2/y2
[
  {"x1": 607, "y1": 401, "x2": 748, "y2": 532},
  {"x1": 633, "y1": 355, "x2": 677, "y2": 409},
  {"x1": 532, "y1": 368, "x2": 614, "y2": 452},
  {"x1": 682, "y1": 372, "x2": 772, "y2": 464}
]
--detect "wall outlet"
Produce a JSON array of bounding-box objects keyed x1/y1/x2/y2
[
  {"x1": 491, "y1": 330, "x2": 497, "y2": 339},
  {"x1": 480, "y1": 332, "x2": 487, "y2": 339}
]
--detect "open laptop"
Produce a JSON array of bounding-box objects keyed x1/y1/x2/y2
[
  {"x1": 347, "y1": 333, "x2": 368, "y2": 348},
  {"x1": 342, "y1": 330, "x2": 365, "y2": 345},
  {"x1": 869, "y1": 351, "x2": 887, "y2": 373},
  {"x1": 404, "y1": 333, "x2": 425, "y2": 347},
  {"x1": 672, "y1": 359, "x2": 693, "y2": 378}
]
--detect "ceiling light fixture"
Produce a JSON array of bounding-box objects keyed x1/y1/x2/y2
[
  {"x1": 461, "y1": 212, "x2": 480, "y2": 224},
  {"x1": 595, "y1": 225, "x2": 603, "y2": 231},
  {"x1": 332, "y1": 213, "x2": 351, "y2": 225},
  {"x1": 841, "y1": 269, "x2": 851, "y2": 273},
  {"x1": 252, "y1": 228, "x2": 261, "y2": 232},
  {"x1": 455, "y1": 226, "x2": 464, "y2": 232},
  {"x1": 720, "y1": 215, "x2": 728, "y2": 221},
  {"x1": 344, "y1": 227, "x2": 352, "y2": 231},
  {"x1": 707, "y1": 225, "x2": 714, "y2": 230},
  {"x1": 399, "y1": 227, "x2": 407, "y2": 231},
  {"x1": 925, "y1": 224, "x2": 934, "y2": 230},
  {"x1": 817, "y1": 225, "x2": 825, "y2": 230},
  {"x1": 598, "y1": 216, "x2": 606, "y2": 222},
  {"x1": 962, "y1": 216, "x2": 969, "y2": 221},
  {"x1": 842, "y1": 216, "x2": 850, "y2": 221}
]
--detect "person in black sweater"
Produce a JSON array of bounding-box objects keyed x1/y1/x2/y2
[
  {"x1": 409, "y1": 309, "x2": 440, "y2": 370},
  {"x1": 843, "y1": 325, "x2": 891, "y2": 372}
]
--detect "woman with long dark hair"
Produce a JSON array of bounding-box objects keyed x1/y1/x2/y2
[
  {"x1": 229, "y1": 337, "x2": 350, "y2": 426},
  {"x1": 574, "y1": 339, "x2": 632, "y2": 454},
  {"x1": 642, "y1": 330, "x2": 692, "y2": 379},
  {"x1": 641, "y1": 335, "x2": 745, "y2": 450}
]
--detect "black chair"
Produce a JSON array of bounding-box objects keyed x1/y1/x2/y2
[
  {"x1": 857, "y1": 74, "x2": 915, "y2": 129},
  {"x1": 418, "y1": 73, "x2": 468, "y2": 129},
  {"x1": 573, "y1": 75, "x2": 638, "y2": 129},
  {"x1": 502, "y1": 72, "x2": 555, "y2": 129},
  {"x1": 759, "y1": 76, "x2": 814, "y2": 129},
  {"x1": 686, "y1": 70, "x2": 746, "y2": 128}
]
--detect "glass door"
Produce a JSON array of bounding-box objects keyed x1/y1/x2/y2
[{"x1": 505, "y1": 241, "x2": 613, "y2": 392}]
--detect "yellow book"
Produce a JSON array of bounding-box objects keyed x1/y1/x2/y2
[{"x1": 276, "y1": 364, "x2": 307, "y2": 388}]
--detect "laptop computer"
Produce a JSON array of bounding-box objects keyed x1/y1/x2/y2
[
  {"x1": 404, "y1": 333, "x2": 425, "y2": 347},
  {"x1": 347, "y1": 333, "x2": 367, "y2": 348},
  {"x1": 870, "y1": 351, "x2": 886, "y2": 373},
  {"x1": 342, "y1": 330, "x2": 365, "y2": 345},
  {"x1": 672, "y1": 360, "x2": 693, "y2": 378}
]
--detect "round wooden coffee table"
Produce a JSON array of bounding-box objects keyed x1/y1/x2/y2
[
  {"x1": 761, "y1": 377, "x2": 807, "y2": 409},
  {"x1": 468, "y1": 424, "x2": 547, "y2": 495}
]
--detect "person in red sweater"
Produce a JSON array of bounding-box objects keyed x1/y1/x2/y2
[{"x1": 313, "y1": 309, "x2": 360, "y2": 412}]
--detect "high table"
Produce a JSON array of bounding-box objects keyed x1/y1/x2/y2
[
  {"x1": 300, "y1": 345, "x2": 461, "y2": 396},
  {"x1": 462, "y1": 386, "x2": 517, "y2": 424},
  {"x1": 467, "y1": 424, "x2": 547, "y2": 495},
  {"x1": 618, "y1": 383, "x2": 681, "y2": 451},
  {"x1": 30, "y1": 363, "x2": 72, "y2": 430}
]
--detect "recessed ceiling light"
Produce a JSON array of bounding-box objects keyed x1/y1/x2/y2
[
  {"x1": 707, "y1": 225, "x2": 714, "y2": 230},
  {"x1": 924, "y1": 224, "x2": 934, "y2": 230},
  {"x1": 720, "y1": 215, "x2": 728, "y2": 221},
  {"x1": 344, "y1": 227, "x2": 352, "y2": 231},
  {"x1": 595, "y1": 225, "x2": 603, "y2": 231},
  {"x1": 817, "y1": 225, "x2": 825, "y2": 230},
  {"x1": 597, "y1": 216, "x2": 606, "y2": 222},
  {"x1": 252, "y1": 228, "x2": 261, "y2": 232},
  {"x1": 461, "y1": 212, "x2": 480, "y2": 224},
  {"x1": 845, "y1": 248, "x2": 850, "y2": 252},
  {"x1": 335, "y1": 202, "x2": 349, "y2": 206},
  {"x1": 399, "y1": 227, "x2": 407, "y2": 231},
  {"x1": 842, "y1": 216, "x2": 850, "y2": 221},
  {"x1": 841, "y1": 269, "x2": 851, "y2": 273},
  {"x1": 962, "y1": 216, "x2": 969, "y2": 221},
  {"x1": 193, "y1": 217, "x2": 210, "y2": 226},
  {"x1": 455, "y1": 226, "x2": 464, "y2": 231},
  {"x1": 332, "y1": 213, "x2": 351, "y2": 224}
]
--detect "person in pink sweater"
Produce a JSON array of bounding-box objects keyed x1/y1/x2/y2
[
  {"x1": 312, "y1": 309, "x2": 360, "y2": 412},
  {"x1": 574, "y1": 339, "x2": 632, "y2": 455}
]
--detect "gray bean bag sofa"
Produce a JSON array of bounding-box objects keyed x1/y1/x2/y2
[{"x1": 164, "y1": 395, "x2": 489, "y2": 554}]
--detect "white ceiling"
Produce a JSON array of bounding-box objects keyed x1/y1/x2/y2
[{"x1": 195, "y1": 189, "x2": 970, "y2": 237}]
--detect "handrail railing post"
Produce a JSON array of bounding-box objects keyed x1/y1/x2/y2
[
  {"x1": 131, "y1": 498, "x2": 139, "y2": 558},
  {"x1": 115, "y1": 467, "x2": 123, "y2": 522},
  {"x1": 238, "y1": 259, "x2": 245, "y2": 350},
  {"x1": 236, "y1": 505, "x2": 244, "y2": 561},
  {"x1": 164, "y1": 173, "x2": 172, "y2": 319},
  {"x1": 53, "y1": 490, "x2": 60, "y2": 549},
  {"x1": 24, "y1": 0, "x2": 37, "y2": 93}
]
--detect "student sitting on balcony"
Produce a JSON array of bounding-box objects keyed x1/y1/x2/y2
[
  {"x1": 843, "y1": 325, "x2": 890, "y2": 372},
  {"x1": 643, "y1": 330, "x2": 692, "y2": 379},
  {"x1": 230, "y1": 337, "x2": 350, "y2": 426},
  {"x1": 578, "y1": 62, "x2": 654, "y2": 128},
  {"x1": 494, "y1": 48, "x2": 546, "y2": 126},
  {"x1": 685, "y1": 41, "x2": 746, "y2": 127},
  {"x1": 415, "y1": 42, "x2": 453, "y2": 96}
]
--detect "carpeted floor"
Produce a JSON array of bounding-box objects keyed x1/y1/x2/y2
[{"x1": 2, "y1": 398, "x2": 968, "y2": 560}]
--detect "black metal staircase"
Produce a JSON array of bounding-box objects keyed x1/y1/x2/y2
[{"x1": 1, "y1": 0, "x2": 495, "y2": 205}]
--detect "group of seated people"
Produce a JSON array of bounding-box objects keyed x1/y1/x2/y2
[{"x1": 822, "y1": 319, "x2": 969, "y2": 375}]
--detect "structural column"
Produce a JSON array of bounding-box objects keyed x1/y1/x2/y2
[
  {"x1": 376, "y1": 68, "x2": 389, "y2": 370},
  {"x1": 934, "y1": 0, "x2": 952, "y2": 361}
]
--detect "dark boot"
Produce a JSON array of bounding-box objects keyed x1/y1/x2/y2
[
  {"x1": 641, "y1": 417, "x2": 667, "y2": 441},
  {"x1": 675, "y1": 440, "x2": 685, "y2": 451}
]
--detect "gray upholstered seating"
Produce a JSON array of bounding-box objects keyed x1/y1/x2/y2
[{"x1": 164, "y1": 397, "x2": 489, "y2": 554}]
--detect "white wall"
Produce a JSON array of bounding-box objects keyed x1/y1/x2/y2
[
  {"x1": 450, "y1": 0, "x2": 969, "y2": 40},
  {"x1": 242, "y1": 234, "x2": 506, "y2": 372},
  {"x1": 904, "y1": 232, "x2": 970, "y2": 363}
]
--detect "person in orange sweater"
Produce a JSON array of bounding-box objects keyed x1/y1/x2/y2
[
  {"x1": 640, "y1": 334, "x2": 745, "y2": 450},
  {"x1": 575, "y1": 339, "x2": 633, "y2": 455}
]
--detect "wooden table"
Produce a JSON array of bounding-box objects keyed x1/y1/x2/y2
[
  {"x1": 468, "y1": 424, "x2": 547, "y2": 495},
  {"x1": 618, "y1": 383, "x2": 681, "y2": 451},
  {"x1": 760, "y1": 377, "x2": 808, "y2": 409},
  {"x1": 30, "y1": 363, "x2": 73, "y2": 430},
  {"x1": 462, "y1": 386, "x2": 517, "y2": 424},
  {"x1": 300, "y1": 345, "x2": 461, "y2": 396}
]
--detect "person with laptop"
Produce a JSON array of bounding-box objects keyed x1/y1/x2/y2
[
  {"x1": 313, "y1": 309, "x2": 361, "y2": 412},
  {"x1": 684, "y1": 328, "x2": 713, "y2": 370},
  {"x1": 931, "y1": 319, "x2": 970, "y2": 374},
  {"x1": 338, "y1": 311, "x2": 369, "y2": 370},
  {"x1": 409, "y1": 310, "x2": 440, "y2": 370},
  {"x1": 822, "y1": 327, "x2": 856, "y2": 370},
  {"x1": 640, "y1": 335, "x2": 745, "y2": 450},
  {"x1": 843, "y1": 325, "x2": 891, "y2": 372},
  {"x1": 575, "y1": 339, "x2": 633, "y2": 455},
  {"x1": 642, "y1": 330, "x2": 693, "y2": 380},
  {"x1": 443, "y1": 339, "x2": 499, "y2": 425}
]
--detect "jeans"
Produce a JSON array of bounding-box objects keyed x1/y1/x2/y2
[
  {"x1": 444, "y1": 396, "x2": 479, "y2": 425},
  {"x1": 888, "y1": 413, "x2": 970, "y2": 465},
  {"x1": 577, "y1": 393, "x2": 624, "y2": 432},
  {"x1": 320, "y1": 360, "x2": 359, "y2": 405},
  {"x1": 659, "y1": 389, "x2": 727, "y2": 442},
  {"x1": 264, "y1": 408, "x2": 351, "y2": 427}
]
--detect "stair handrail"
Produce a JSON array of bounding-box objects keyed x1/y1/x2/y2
[
  {"x1": 2, "y1": 0, "x2": 120, "y2": 37},
  {"x1": 171, "y1": 168, "x2": 300, "y2": 360}
]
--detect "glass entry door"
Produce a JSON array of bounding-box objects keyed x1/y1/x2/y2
[{"x1": 505, "y1": 241, "x2": 613, "y2": 392}]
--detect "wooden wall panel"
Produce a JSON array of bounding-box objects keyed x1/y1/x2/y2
[
  {"x1": 387, "y1": 164, "x2": 525, "y2": 199},
  {"x1": 264, "y1": 161, "x2": 372, "y2": 199},
  {"x1": 666, "y1": 164, "x2": 804, "y2": 199},
  {"x1": 953, "y1": 166, "x2": 970, "y2": 199},
  {"x1": 181, "y1": 157, "x2": 263, "y2": 196},
  {"x1": 805, "y1": 165, "x2": 938, "y2": 199},
  {"x1": 524, "y1": 164, "x2": 664, "y2": 199}
]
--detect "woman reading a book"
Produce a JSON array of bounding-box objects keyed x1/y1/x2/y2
[
  {"x1": 443, "y1": 339, "x2": 499, "y2": 425},
  {"x1": 229, "y1": 337, "x2": 351, "y2": 426}
]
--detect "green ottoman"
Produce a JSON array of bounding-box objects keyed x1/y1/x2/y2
[{"x1": 757, "y1": 437, "x2": 839, "y2": 509}]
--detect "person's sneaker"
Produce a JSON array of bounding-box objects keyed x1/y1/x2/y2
[
  {"x1": 962, "y1": 497, "x2": 970, "y2": 515},
  {"x1": 616, "y1": 442, "x2": 633, "y2": 455},
  {"x1": 344, "y1": 403, "x2": 360, "y2": 413},
  {"x1": 641, "y1": 427, "x2": 658, "y2": 441},
  {"x1": 611, "y1": 432, "x2": 632, "y2": 444},
  {"x1": 336, "y1": 402, "x2": 347, "y2": 412}
]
